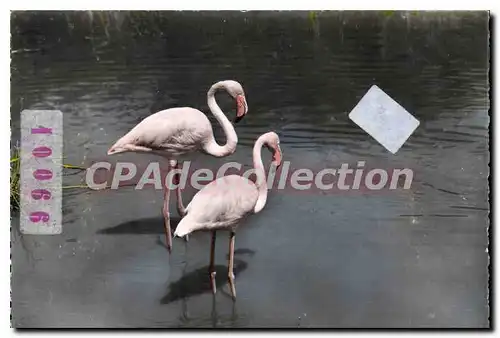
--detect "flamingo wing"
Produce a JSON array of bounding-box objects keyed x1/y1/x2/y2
[
  {"x1": 111, "y1": 107, "x2": 212, "y2": 156},
  {"x1": 176, "y1": 175, "x2": 259, "y2": 235}
]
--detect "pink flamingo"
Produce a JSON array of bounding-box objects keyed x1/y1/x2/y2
[
  {"x1": 173, "y1": 131, "x2": 282, "y2": 299},
  {"x1": 107, "y1": 80, "x2": 248, "y2": 252}
]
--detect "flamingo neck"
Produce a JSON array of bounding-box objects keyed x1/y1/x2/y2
[
  {"x1": 203, "y1": 82, "x2": 238, "y2": 157},
  {"x1": 252, "y1": 137, "x2": 268, "y2": 213}
]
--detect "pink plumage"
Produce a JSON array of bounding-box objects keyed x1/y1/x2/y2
[
  {"x1": 174, "y1": 131, "x2": 283, "y2": 299},
  {"x1": 107, "y1": 80, "x2": 249, "y2": 252}
]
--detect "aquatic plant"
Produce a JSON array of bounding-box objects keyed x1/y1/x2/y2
[
  {"x1": 10, "y1": 146, "x2": 89, "y2": 211},
  {"x1": 10, "y1": 148, "x2": 21, "y2": 211}
]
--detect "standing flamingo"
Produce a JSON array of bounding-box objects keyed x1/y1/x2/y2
[
  {"x1": 107, "y1": 80, "x2": 248, "y2": 252},
  {"x1": 173, "y1": 131, "x2": 282, "y2": 299}
]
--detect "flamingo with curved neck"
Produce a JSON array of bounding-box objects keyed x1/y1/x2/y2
[
  {"x1": 107, "y1": 80, "x2": 248, "y2": 252},
  {"x1": 201, "y1": 81, "x2": 244, "y2": 157},
  {"x1": 173, "y1": 131, "x2": 282, "y2": 299}
]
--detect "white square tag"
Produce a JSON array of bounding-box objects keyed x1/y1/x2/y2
[{"x1": 349, "y1": 85, "x2": 420, "y2": 154}]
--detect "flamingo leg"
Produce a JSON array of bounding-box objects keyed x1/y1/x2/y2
[
  {"x1": 174, "y1": 162, "x2": 187, "y2": 217},
  {"x1": 162, "y1": 162, "x2": 173, "y2": 253},
  {"x1": 209, "y1": 231, "x2": 217, "y2": 294},
  {"x1": 171, "y1": 159, "x2": 189, "y2": 242},
  {"x1": 228, "y1": 231, "x2": 236, "y2": 300}
]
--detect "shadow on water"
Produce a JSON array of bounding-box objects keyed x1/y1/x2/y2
[
  {"x1": 161, "y1": 253, "x2": 253, "y2": 305},
  {"x1": 96, "y1": 216, "x2": 180, "y2": 234},
  {"x1": 177, "y1": 289, "x2": 239, "y2": 328}
]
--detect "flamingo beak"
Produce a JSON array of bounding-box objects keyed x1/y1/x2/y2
[
  {"x1": 272, "y1": 144, "x2": 283, "y2": 167},
  {"x1": 234, "y1": 95, "x2": 247, "y2": 123}
]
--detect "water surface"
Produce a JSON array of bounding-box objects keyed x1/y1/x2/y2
[{"x1": 11, "y1": 11, "x2": 490, "y2": 328}]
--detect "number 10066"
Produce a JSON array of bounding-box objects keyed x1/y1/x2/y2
[{"x1": 20, "y1": 110, "x2": 62, "y2": 235}]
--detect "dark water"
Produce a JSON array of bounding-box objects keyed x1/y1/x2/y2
[{"x1": 11, "y1": 11, "x2": 490, "y2": 328}]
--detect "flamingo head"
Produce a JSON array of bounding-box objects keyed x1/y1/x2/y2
[
  {"x1": 223, "y1": 80, "x2": 248, "y2": 123},
  {"x1": 235, "y1": 94, "x2": 248, "y2": 123},
  {"x1": 264, "y1": 132, "x2": 282, "y2": 168}
]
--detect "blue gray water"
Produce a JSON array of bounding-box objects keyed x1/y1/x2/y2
[{"x1": 11, "y1": 11, "x2": 489, "y2": 328}]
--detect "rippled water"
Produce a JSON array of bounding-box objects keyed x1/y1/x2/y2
[{"x1": 11, "y1": 11, "x2": 489, "y2": 328}]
